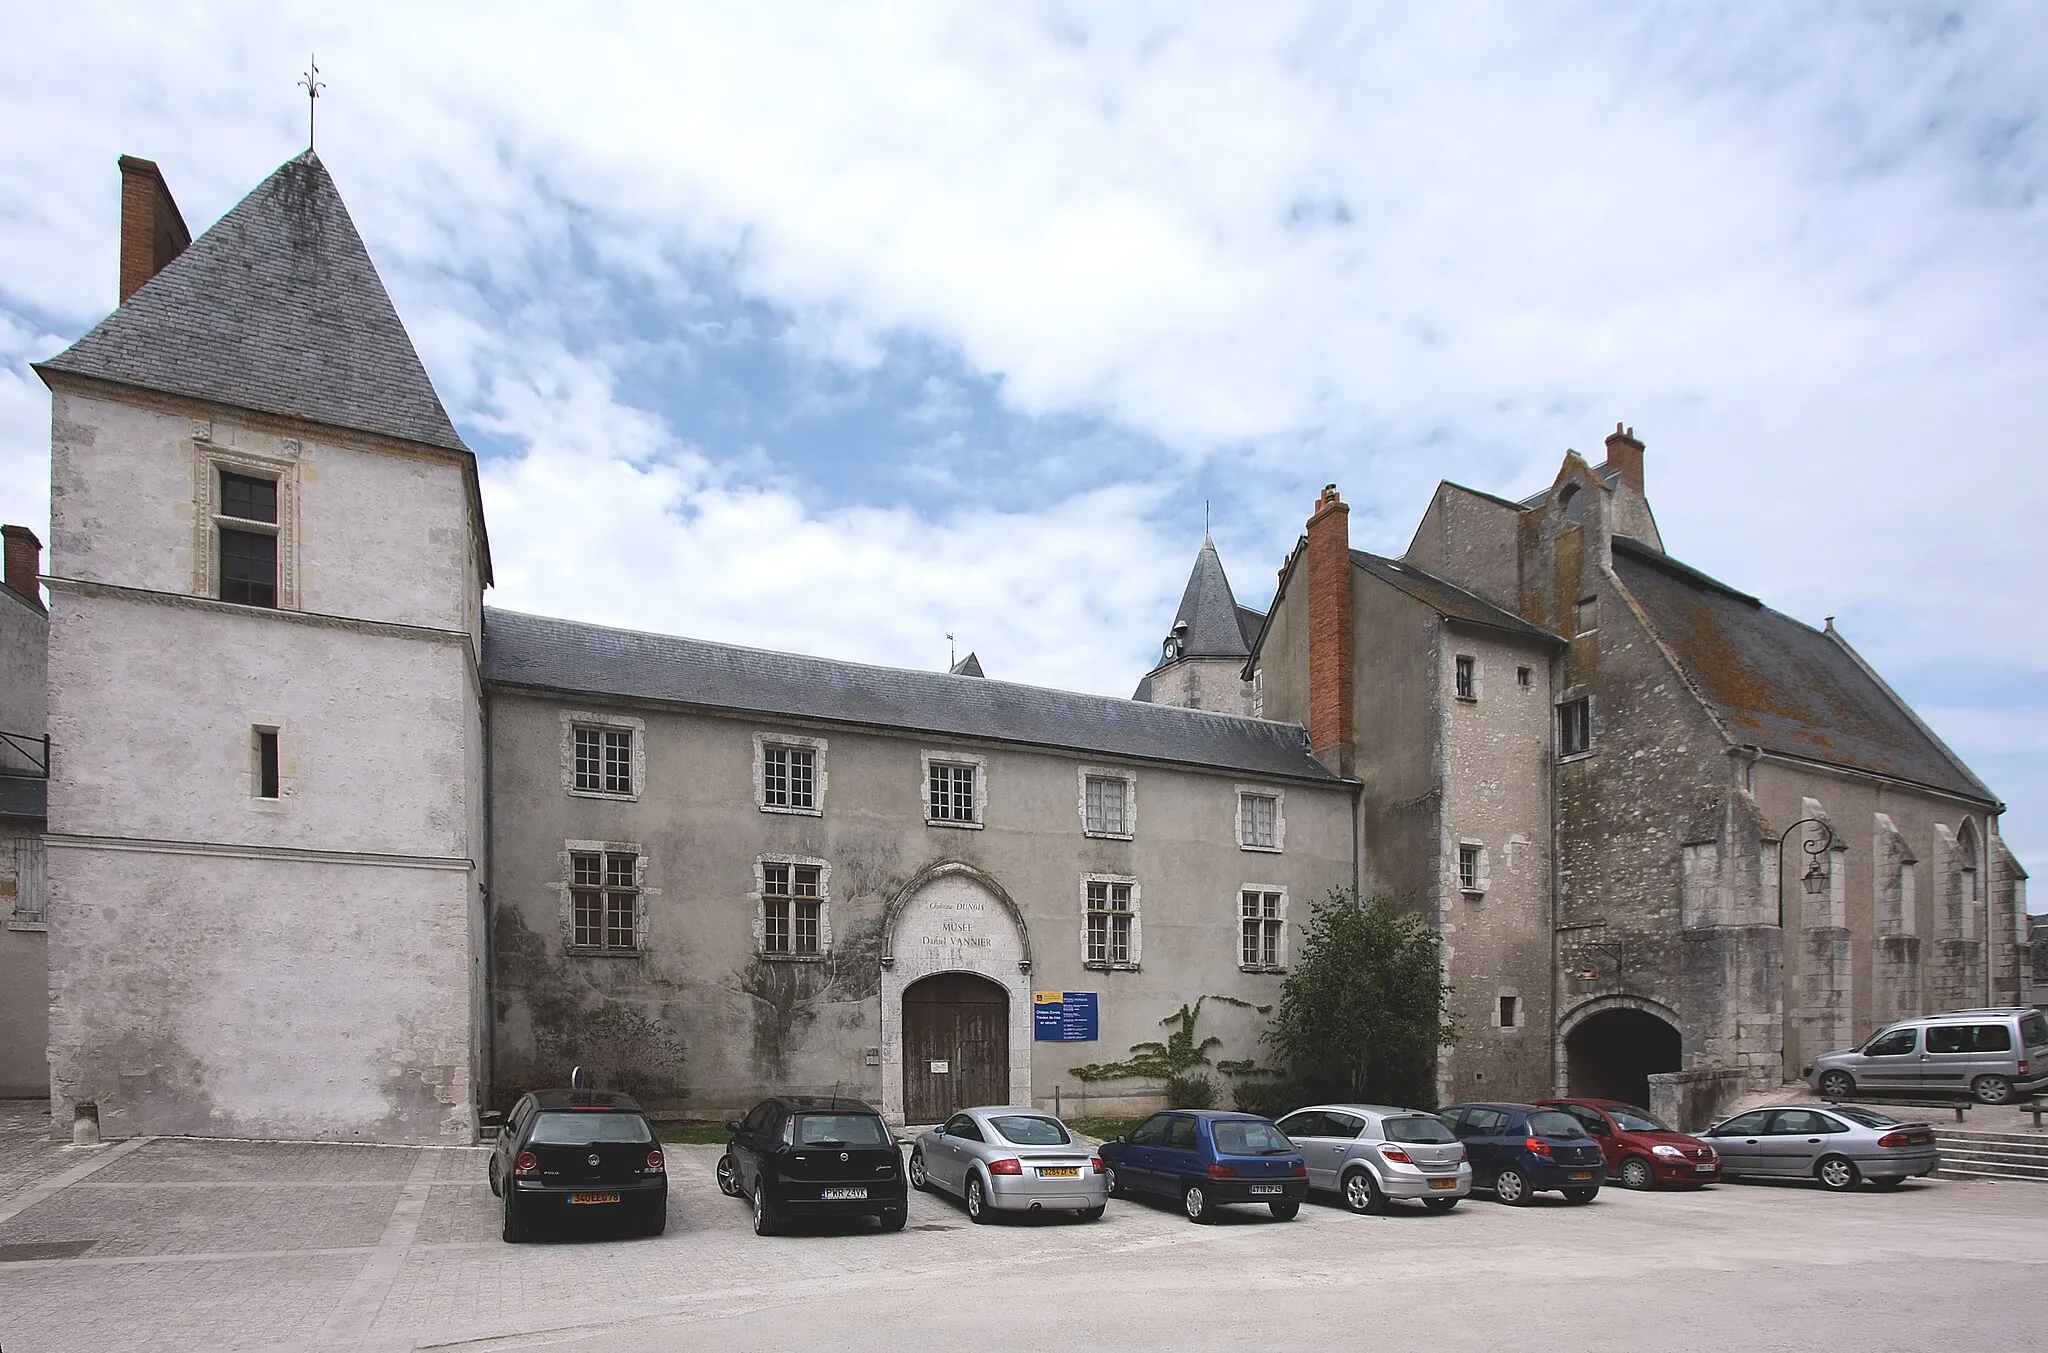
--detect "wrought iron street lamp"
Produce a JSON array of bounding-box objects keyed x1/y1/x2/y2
[{"x1": 1775, "y1": 817, "x2": 1840, "y2": 928}]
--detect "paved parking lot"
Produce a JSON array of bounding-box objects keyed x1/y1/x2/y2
[{"x1": 0, "y1": 1100, "x2": 2042, "y2": 1352}]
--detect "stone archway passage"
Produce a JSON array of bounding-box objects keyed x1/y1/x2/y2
[
  {"x1": 901, "y1": 972, "x2": 1009, "y2": 1123},
  {"x1": 1565, "y1": 1008, "x2": 1682, "y2": 1107}
]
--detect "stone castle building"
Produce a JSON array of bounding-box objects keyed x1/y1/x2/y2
[{"x1": 10, "y1": 149, "x2": 2032, "y2": 1141}]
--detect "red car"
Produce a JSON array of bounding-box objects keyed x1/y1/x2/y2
[{"x1": 1537, "y1": 1099, "x2": 1722, "y2": 1190}]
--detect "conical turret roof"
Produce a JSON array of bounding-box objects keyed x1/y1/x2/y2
[
  {"x1": 39, "y1": 152, "x2": 466, "y2": 453},
  {"x1": 1166, "y1": 533, "x2": 1253, "y2": 659}
]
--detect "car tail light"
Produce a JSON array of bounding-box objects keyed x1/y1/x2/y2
[
  {"x1": 1206, "y1": 1163, "x2": 1239, "y2": 1179},
  {"x1": 645, "y1": 1149, "x2": 665, "y2": 1172},
  {"x1": 1089, "y1": 1157, "x2": 1105, "y2": 1174},
  {"x1": 1291, "y1": 1161, "x2": 1309, "y2": 1178},
  {"x1": 988, "y1": 1158, "x2": 1023, "y2": 1176},
  {"x1": 1381, "y1": 1146, "x2": 1413, "y2": 1164},
  {"x1": 514, "y1": 1150, "x2": 539, "y2": 1177},
  {"x1": 2019, "y1": 1060, "x2": 2029, "y2": 1075},
  {"x1": 1878, "y1": 1132, "x2": 1912, "y2": 1148},
  {"x1": 1525, "y1": 1137, "x2": 1553, "y2": 1157}
]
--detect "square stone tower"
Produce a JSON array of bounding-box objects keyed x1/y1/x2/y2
[{"x1": 33, "y1": 153, "x2": 491, "y2": 1141}]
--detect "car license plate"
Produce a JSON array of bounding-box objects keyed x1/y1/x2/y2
[
  {"x1": 1249, "y1": 1184, "x2": 1283, "y2": 1195},
  {"x1": 1569, "y1": 1171, "x2": 1592, "y2": 1182},
  {"x1": 568, "y1": 1193, "x2": 620, "y2": 1205},
  {"x1": 1695, "y1": 1163, "x2": 1717, "y2": 1173},
  {"x1": 1038, "y1": 1166, "x2": 1079, "y2": 1178},
  {"x1": 1428, "y1": 1178, "x2": 1458, "y2": 1190},
  {"x1": 820, "y1": 1187, "x2": 868, "y2": 1201}
]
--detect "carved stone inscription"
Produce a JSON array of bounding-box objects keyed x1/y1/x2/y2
[{"x1": 896, "y1": 880, "x2": 1021, "y2": 980}]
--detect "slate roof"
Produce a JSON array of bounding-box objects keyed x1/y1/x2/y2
[
  {"x1": 484, "y1": 608, "x2": 1342, "y2": 783},
  {"x1": 949, "y1": 652, "x2": 985, "y2": 678},
  {"x1": 1519, "y1": 461, "x2": 1622, "y2": 509},
  {"x1": 38, "y1": 152, "x2": 467, "y2": 454},
  {"x1": 1235, "y1": 604, "x2": 1266, "y2": 651},
  {"x1": 1166, "y1": 534, "x2": 1253, "y2": 659},
  {"x1": 1610, "y1": 537, "x2": 1994, "y2": 802},
  {"x1": 1350, "y1": 550, "x2": 1563, "y2": 645}
]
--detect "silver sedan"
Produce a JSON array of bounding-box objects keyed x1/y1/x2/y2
[
  {"x1": 1700, "y1": 1104, "x2": 1939, "y2": 1191},
  {"x1": 909, "y1": 1106, "x2": 1109, "y2": 1223},
  {"x1": 1274, "y1": 1103, "x2": 1472, "y2": 1212}
]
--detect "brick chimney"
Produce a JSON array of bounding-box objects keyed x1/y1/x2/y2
[
  {"x1": 1304, "y1": 484, "x2": 1354, "y2": 774},
  {"x1": 2, "y1": 525, "x2": 43, "y2": 611},
  {"x1": 118, "y1": 155, "x2": 191, "y2": 303},
  {"x1": 1603, "y1": 422, "x2": 1645, "y2": 496}
]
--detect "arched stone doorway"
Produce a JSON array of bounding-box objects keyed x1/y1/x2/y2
[
  {"x1": 880, "y1": 863, "x2": 1031, "y2": 1123},
  {"x1": 1565, "y1": 1007, "x2": 1682, "y2": 1106}
]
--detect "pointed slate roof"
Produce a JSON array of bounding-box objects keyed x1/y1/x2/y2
[
  {"x1": 1165, "y1": 533, "x2": 1252, "y2": 659},
  {"x1": 949, "y1": 651, "x2": 985, "y2": 677},
  {"x1": 39, "y1": 152, "x2": 467, "y2": 453}
]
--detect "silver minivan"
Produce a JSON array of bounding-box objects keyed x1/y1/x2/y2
[{"x1": 1806, "y1": 1007, "x2": 2048, "y2": 1105}]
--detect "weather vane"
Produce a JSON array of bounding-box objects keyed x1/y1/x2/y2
[{"x1": 297, "y1": 54, "x2": 325, "y2": 150}]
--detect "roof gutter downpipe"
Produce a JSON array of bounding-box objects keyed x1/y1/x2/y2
[{"x1": 1348, "y1": 777, "x2": 1362, "y2": 900}]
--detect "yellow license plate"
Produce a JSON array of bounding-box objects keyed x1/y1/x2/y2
[
  {"x1": 1428, "y1": 1178, "x2": 1458, "y2": 1190},
  {"x1": 569, "y1": 1193, "x2": 621, "y2": 1205},
  {"x1": 1569, "y1": 1171, "x2": 1592, "y2": 1182},
  {"x1": 1038, "y1": 1167, "x2": 1080, "y2": 1178}
]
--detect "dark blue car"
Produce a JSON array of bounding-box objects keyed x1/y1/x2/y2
[
  {"x1": 1439, "y1": 1102, "x2": 1604, "y2": 1205},
  {"x1": 1098, "y1": 1109, "x2": 1309, "y2": 1223}
]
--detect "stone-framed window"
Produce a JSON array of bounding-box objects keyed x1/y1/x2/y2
[
  {"x1": 1558, "y1": 697, "x2": 1592, "y2": 758},
  {"x1": 755, "y1": 732, "x2": 826, "y2": 816},
  {"x1": 243, "y1": 713, "x2": 292, "y2": 810},
  {"x1": 922, "y1": 750, "x2": 986, "y2": 829},
  {"x1": 560, "y1": 711, "x2": 645, "y2": 800},
  {"x1": 1494, "y1": 990, "x2": 1522, "y2": 1030},
  {"x1": 1239, "y1": 886, "x2": 1287, "y2": 972},
  {"x1": 5, "y1": 836, "x2": 45, "y2": 929},
  {"x1": 1454, "y1": 655, "x2": 1478, "y2": 701},
  {"x1": 1250, "y1": 668, "x2": 1265, "y2": 718},
  {"x1": 558, "y1": 840, "x2": 649, "y2": 956},
  {"x1": 195, "y1": 444, "x2": 299, "y2": 610},
  {"x1": 1235, "y1": 787, "x2": 1285, "y2": 853},
  {"x1": 1516, "y1": 665, "x2": 1532, "y2": 689},
  {"x1": 254, "y1": 727, "x2": 280, "y2": 799},
  {"x1": 1078, "y1": 766, "x2": 1136, "y2": 840},
  {"x1": 1458, "y1": 842, "x2": 1488, "y2": 896},
  {"x1": 754, "y1": 854, "x2": 832, "y2": 960},
  {"x1": 1574, "y1": 596, "x2": 1600, "y2": 635},
  {"x1": 1082, "y1": 873, "x2": 1140, "y2": 970}
]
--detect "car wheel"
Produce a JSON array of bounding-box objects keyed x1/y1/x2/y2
[
  {"x1": 1341, "y1": 1168, "x2": 1388, "y2": 1216},
  {"x1": 1182, "y1": 1183, "x2": 1213, "y2": 1224},
  {"x1": 1867, "y1": 1176, "x2": 1907, "y2": 1191},
  {"x1": 1493, "y1": 1168, "x2": 1532, "y2": 1206},
  {"x1": 1618, "y1": 1157, "x2": 1654, "y2": 1191},
  {"x1": 716, "y1": 1154, "x2": 741, "y2": 1199},
  {"x1": 908, "y1": 1149, "x2": 930, "y2": 1192},
  {"x1": 1078, "y1": 1204, "x2": 1106, "y2": 1222},
  {"x1": 1818, "y1": 1070, "x2": 1855, "y2": 1099},
  {"x1": 1103, "y1": 1165, "x2": 1122, "y2": 1198},
  {"x1": 501, "y1": 1190, "x2": 527, "y2": 1244},
  {"x1": 1972, "y1": 1075, "x2": 2015, "y2": 1106},
  {"x1": 1422, "y1": 1197, "x2": 1458, "y2": 1214},
  {"x1": 1269, "y1": 1198, "x2": 1301, "y2": 1221},
  {"x1": 752, "y1": 1184, "x2": 779, "y2": 1236},
  {"x1": 1815, "y1": 1155, "x2": 1861, "y2": 1192},
  {"x1": 1562, "y1": 1187, "x2": 1599, "y2": 1205},
  {"x1": 488, "y1": 1162, "x2": 501, "y2": 1198},
  {"x1": 878, "y1": 1206, "x2": 907, "y2": 1232},
  {"x1": 965, "y1": 1174, "x2": 993, "y2": 1224}
]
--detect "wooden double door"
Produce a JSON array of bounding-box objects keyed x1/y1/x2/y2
[{"x1": 902, "y1": 972, "x2": 1008, "y2": 1123}]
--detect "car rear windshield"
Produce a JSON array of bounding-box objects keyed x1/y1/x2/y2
[
  {"x1": 1609, "y1": 1107, "x2": 1669, "y2": 1133},
  {"x1": 1383, "y1": 1116, "x2": 1457, "y2": 1144},
  {"x1": 989, "y1": 1115, "x2": 1071, "y2": 1146},
  {"x1": 793, "y1": 1113, "x2": 890, "y2": 1147},
  {"x1": 1526, "y1": 1111, "x2": 1590, "y2": 1139},
  {"x1": 1211, "y1": 1120, "x2": 1295, "y2": 1155},
  {"x1": 528, "y1": 1111, "x2": 654, "y2": 1145},
  {"x1": 1829, "y1": 1106, "x2": 1903, "y2": 1129},
  {"x1": 2024, "y1": 1013, "x2": 2048, "y2": 1049}
]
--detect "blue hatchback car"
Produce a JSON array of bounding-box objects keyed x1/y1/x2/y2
[
  {"x1": 1098, "y1": 1109, "x2": 1309, "y2": 1223},
  {"x1": 1439, "y1": 1102, "x2": 1605, "y2": 1205}
]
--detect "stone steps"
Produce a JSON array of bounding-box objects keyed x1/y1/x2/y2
[{"x1": 1932, "y1": 1130, "x2": 2048, "y2": 1182}]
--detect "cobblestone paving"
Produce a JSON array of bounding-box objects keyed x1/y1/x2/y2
[
  {"x1": 0, "y1": 1110, "x2": 2042, "y2": 1353},
  {"x1": 0, "y1": 1100, "x2": 67, "y2": 1211}
]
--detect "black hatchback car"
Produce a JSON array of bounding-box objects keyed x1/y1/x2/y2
[
  {"x1": 489, "y1": 1089, "x2": 667, "y2": 1242},
  {"x1": 717, "y1": 1096, "x2": 907, "y2": 1235}
]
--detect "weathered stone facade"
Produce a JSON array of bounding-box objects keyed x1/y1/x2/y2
[{"x1": 0, "y1": 536, "x2": 49, "y2": 1100}]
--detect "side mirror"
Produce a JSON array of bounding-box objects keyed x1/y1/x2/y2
[
  {"x1": 724, "y1": 1120, "x2": 742, "y2": 1135},
  {"x1": 932, "y1": 1125, "x2": 948, "y2": 1136}
]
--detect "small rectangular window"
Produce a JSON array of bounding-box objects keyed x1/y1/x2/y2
[
  {"x1": 763, "y1": 745, "x2": 816, "y2": 810},
  {"x1": 1559, "y1": 698, "x2": 1591, "y2": 756},
  {"x1": 928, "y1": 762, "x2": 977, "y2": 823},
  {"x1": 220, "y1": 472, "x2": 278, "y2": 524},
  {"x1": 1240, "y1": 890, "x2": 1283, "y2": 969},
  {"x1": 256, "y1": 729, "x2": 280, "y2": 799},
  {"x1": 1458, "y1": 845, "x2": 1482, "y2": 893},
  {"x1": 573, "y1": 728, "x2": 632, "y2": 794},
  {"x1": 570, "y1": 850, "x2": 640, "y2": 952},
  {"x1": 1517, "y1": 666, "x2": 1532, "y2": 688},
  {"x1": 1454, "y1": 655, "x2": 1476, "y2": 700},
  {"x1": 219, "y1": 529, "x2": 277, "y2": 608},
  {"x1": 1574, "y1": 596, "x2": 1599, "y2": 634},
  {"x1": 1240, "y1": 793, "x2": 1279, "y2": 850},
  {"x1": 1084, "y1": 775, "x2": 1128, "y2": 835},
  {"x1": 1498, "y1": 995, "x2": 1519, "y2": 1029},
  {"x1": 762, "y1": 863, "x2": 823, "y2": 956},
  {"x1": 1086, "y1": 880, "x2": 1134, "y2": 965}
]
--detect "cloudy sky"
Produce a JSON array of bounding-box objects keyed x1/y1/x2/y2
[{"x1": 2, "y1": 2, "x2": 2044, "y2": 892}]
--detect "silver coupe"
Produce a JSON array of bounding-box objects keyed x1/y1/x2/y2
[
  {"x1": 1700, "y1": 1103, "x2": 1939, "y2": 1191},
  {"x1": 909, "y1": 1106, "x2": 1109, "y2": 1223},
  {"x1": 1274, "y1": 1103, "x2": 1472, "y2": 1212}
]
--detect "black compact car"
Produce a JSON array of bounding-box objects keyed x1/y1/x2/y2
[
  {"x1": 716, "y1": 1096, "x2": 907, "y2": 1235},
  {"x1": 489, "y1": 1089, "x2": 667, "y2": 1242}
]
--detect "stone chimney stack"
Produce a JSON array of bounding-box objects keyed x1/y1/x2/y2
[
  {"x1": 2, "y1": 525, "x2": 43, "y2": 611},
  {"x1": 1604, "y1": 422, "x2": 1645, "y2": 496},
  {"x1": 1304, "y1": 484, "x2": 1354, "y2": 774},
  {"x1": 118, "y1": 155, "x2": 191, "y2": 303}
]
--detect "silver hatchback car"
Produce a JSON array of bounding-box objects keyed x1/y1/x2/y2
[
  {"x1": 1274, "y1": 1104, "x2": 1473, "y2": 1213},
  {"x1": 1701, "y1": 1103, "x2": 1939, "y2": 1191},
  {"x1": 909, "y1": 1107, "x2": 1108, "y2": 1223}
]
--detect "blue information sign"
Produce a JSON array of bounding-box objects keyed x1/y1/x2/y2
[{"x1": 1032, "y1": 991, "x2": 1099, "y2": 1042}]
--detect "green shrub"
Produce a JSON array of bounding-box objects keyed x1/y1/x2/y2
[{"x1": 1164, "y1": 1073, "x2": 1217, "y2": 1108}]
